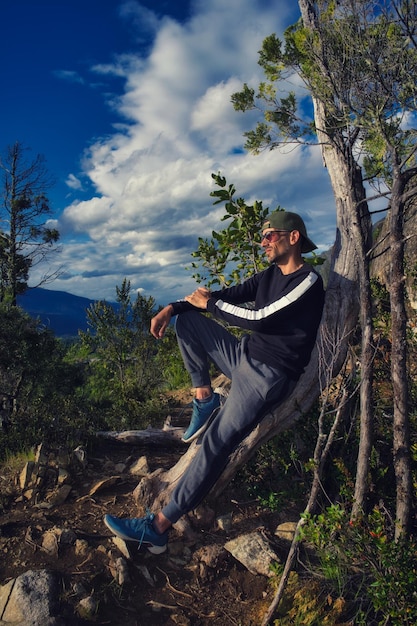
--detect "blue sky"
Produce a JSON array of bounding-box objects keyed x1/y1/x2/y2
[{"x1": 1, "y1": 0, "x2": 337, "y2": 305}]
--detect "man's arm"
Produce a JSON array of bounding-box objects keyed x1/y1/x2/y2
[
  {"x1": 150, "y1": 288, "x2": 211, "y2": 338},
  {"x1": 184, "y1": 287, "x2": 211, "y2": 309},
  {"x1": 150, "y1": 305, "x2": 174, "y2": 339}
]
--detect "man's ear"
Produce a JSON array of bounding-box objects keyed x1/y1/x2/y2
[{"x1": 289, "y1": 230, "x2": 301, "y2": 246}]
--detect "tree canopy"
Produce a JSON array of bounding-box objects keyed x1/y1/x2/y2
[{"x1": 0, "y1": 142, "x2": 60, "y2": 304}]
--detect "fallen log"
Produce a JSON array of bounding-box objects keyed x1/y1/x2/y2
[{"x1": 96, "y1": 424, "x2": 185, "y2": 445}]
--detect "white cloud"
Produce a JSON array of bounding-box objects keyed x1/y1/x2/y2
[
  {"x1": 65, "y1": 174, "x2": 83, "y2": 190},
  {"x1": 33, "y1": 0, "x2": 336, "y2": 305}
]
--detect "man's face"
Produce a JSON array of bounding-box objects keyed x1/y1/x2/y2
[{"x1": 261, "y1": 228, "x2": 293, "y2": 264}]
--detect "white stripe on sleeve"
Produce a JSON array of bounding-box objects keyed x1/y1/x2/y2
[{"x1": 213, "y1": 272, "x2": 318, "y2": 322}]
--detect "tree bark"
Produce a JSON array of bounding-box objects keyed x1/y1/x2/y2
[
  {"x1": 298, "y1": 0, "x2": 375, "y2": 519},
  {"x1": 389, "y1": 165, "x2": 412, "y2": 539}
]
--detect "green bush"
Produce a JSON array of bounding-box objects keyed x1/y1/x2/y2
[{"x1": 299, "y1": 504, "x2": 417, "y2": 625}]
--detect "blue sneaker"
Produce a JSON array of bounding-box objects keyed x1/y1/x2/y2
[
  {"x1": 181, "y1": 392, "x2": 221, "y2": 443},
  {"x1": 103, "y1": 512, "x2": 168, "y2": 554}
]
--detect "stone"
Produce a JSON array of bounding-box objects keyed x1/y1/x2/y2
[
  {"x1": 42, "y1": 530, "x2": 59, "y2": 557},
  {"x1": 0, "y1": 579, "x2": 15, "y2": 618},
  {"x1": 111, "y1": 537, "x2": 131, "y2": 559},
  {"x1": 57, "y1": 467, "x2": 70, "y2": 485},
  {"x1": 75, "y1": 539, "x2": 90, "y2": 557},
  {"x1": 108, "y1": 555, "x2": 130, "y2": 585},
  {"x1": 72, "y1": 445, "x2": 87, "y2": 468},
  {"x1": 59, "y1": 527, "x2": 77, "y2": 545},
  {"x1": 47, "y1": 484, "x2": 72, "y2": 506},
  {"x1": 0, "y1": 569, "x2": 63, "y2": 625},
  {"x1": 224, "y1": 531, "x2": 281, "y2": 577},
  {"x1": 274, "y1": 521, "x2": 298, "y2": 541},
  {"x1": 23, "y1": 488, "x2": 35, "y2": 500},
  {"x1": 88, "y1": 476, "x2": 120, "y2": 496},
  {"x1": 77, "y1": 595, "x2": 99, "y2": 620},
  {"x1": 195, "y1": 544, "x2": 225, "y2": 569},
  {"x1": 34, "y1": 443, "x2": 48, "y2": 466},
  {"x1": 216, "y1": 512, "x2": 233, "y2": 531},
  {"x1": 136, "y1": 564, "x2": 155, "y2": 587},
  {"x1": 129, "y1": 455, "x2": 150, "y2": 476},
  {"x1": 42, "y1": 527, "x2": 76, "y2": 556},
  {"x1": 19, "y1": 461, "x2": 34, "y2": 490}
]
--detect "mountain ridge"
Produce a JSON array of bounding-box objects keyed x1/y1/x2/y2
[{"x1": 17, "y1": 287, "x2": 98, "y2": 338}]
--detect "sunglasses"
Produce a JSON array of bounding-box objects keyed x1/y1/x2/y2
[{"x1": 261, "y1": 230, "x2": 290, "y2": 242}]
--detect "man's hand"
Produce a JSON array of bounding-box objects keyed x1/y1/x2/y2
[
  {"x1": 150, "y1": 305, "x2": 173, "y2": 339},
  {"x1": 185, "y1": 287, "x2": 211, "y2": 310}
]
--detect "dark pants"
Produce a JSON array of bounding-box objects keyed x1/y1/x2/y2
[{"x1": 162, "y1": 311, "x2": 294, "y2": 523}]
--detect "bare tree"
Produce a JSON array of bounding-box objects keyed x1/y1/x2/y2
[
  {"x1": 0, "y1": 142, "x2": 60, "y2": 305},
  {"x1": 305, "y1": 0, "x2": 417, "y2": 536}
]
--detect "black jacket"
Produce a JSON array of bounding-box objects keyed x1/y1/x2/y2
[{"x1": 170, "y1": 263, "x2": 325, "y2": 379}]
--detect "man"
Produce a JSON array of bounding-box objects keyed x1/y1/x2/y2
[{"x1": 104, "y1": 210, "x2": 325, "y2": 553}]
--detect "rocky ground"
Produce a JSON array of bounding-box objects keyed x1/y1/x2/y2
[{"x1": 0, "y1": 394, "x2": 301, "y2": 626}]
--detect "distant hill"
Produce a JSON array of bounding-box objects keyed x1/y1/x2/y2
[{"x1": 17, "y1": 287, "x2": 97, "y2": 339}]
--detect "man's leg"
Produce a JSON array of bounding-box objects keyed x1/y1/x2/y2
[
  {"x1": 162, "y1": 350, "x2": 294, "y2": 524},
  {"x1": 104, "y1": 313, "x2": 295, "y2": 547},
  {"x1": 175, "y1": 311, "x2": 244, "y2": 442},
  {"x1": 174, "y1": 310, "x2": 242, "y2": 387}
]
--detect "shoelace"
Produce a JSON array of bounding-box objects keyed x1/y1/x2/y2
[{"x1": 137, "y1": 510, "x2": 153, "y2": 551}]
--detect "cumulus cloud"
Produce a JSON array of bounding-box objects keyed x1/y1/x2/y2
[{"x1": 33, "y1": 0, "x2": 336, "y2": 304}]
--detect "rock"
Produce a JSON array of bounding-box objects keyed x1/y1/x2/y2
[
  {"x1": 59, "y1": 527, "x2": 77, "y2": 545},
  {"x1": 224, "y1": 531, "x2": 281, "y2": 577},
  {"x1": 111, "y1": 536, "x2": 131, "y2": 559},
  {"x1": 108, "y1": 555, "x2": 130, "y2": 585},
  {"x1": 56, "y1": 449, "x2": 70, "y2": 469},
  {"x1": 42, "y1": 527, "x2": 77, "y2": 556},
  {"x1": 42, "y1": 531, "x2": 59, "y2": 557},
  {"x1": 135, "y1": 564, "x2": 155, "y2": 586},
  {"x1": 74, "y1": 539, "x2": 90, "y2": 557},
  {"x1": 0, "y1": 569, "x2": 63, "y2": 625},
  {"x1": 195, "y1": 544, "x2": 226, "y2": 569},
  {"x1": 72, "y1": 445, "x2": 87, "y2": 468},
  {"x1": 57, "y1": 468, "x2": 70, "y2": 485},
  {"x1": 77, "y1": 594, "x2": 99, "y2": 620},
  {"x1": 23, "y1": 488, "x2": 35, "y2": 501},
  {"x1": 34, "y1": 443, "x2": 48, "y2": 466},
  {"x1": 129, "y1": 455, "x2": 150, "y2": 476},
  {"x1": 0, "y1": 580, "x2": 15, "y2": 618},
  {"x1": 19, "y1": 461, "x2": 34, "y2": 490},
  {"x1": 216, "y1": 512, "x2": 233, "y2": 531},
  {"x1": 46, "y1": 484, "x2": 72, "y2": 507},
  {"x1": 191, "y1": 544, "x2": 227, "y2": 581},
  {"x1": 71, "y1": 581, "x2": 88, "y2": 598},
  {"x1": 87, "y1": 476, "x2": 120, "y2": 496},
  {"x1": 274, "y1": 521, "x2": 298, "y2": 541}
]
